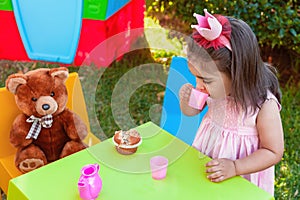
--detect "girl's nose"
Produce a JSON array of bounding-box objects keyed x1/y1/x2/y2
[
  {"x1": 197, "y1": 84, "x2": 205, "y2": 90},
  {"x1": 196, "y1": 79, "x2": 206, "y2": 90},
  {"x1": 196, "y1": 81, "x2": 209, "y2": 94}
]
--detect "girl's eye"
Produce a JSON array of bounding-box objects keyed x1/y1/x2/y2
[
  {"x1": 50, "y1": 92, "x2": 55, "y2": 97},
  {"x1": 203, "y1": 80, "x2": 211, "y2": 84},
  {"x1": 31, "y1": 97, "x2": 37, "y2": 102}
]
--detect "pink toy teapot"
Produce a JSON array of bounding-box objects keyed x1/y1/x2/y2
[{"x1": 78, "y1": 163, "x2": 102, "y2": 200}]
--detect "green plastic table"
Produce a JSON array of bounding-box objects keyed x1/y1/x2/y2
[{"x1": 7, "y1": 122, "x2": 274, "y2": 200}]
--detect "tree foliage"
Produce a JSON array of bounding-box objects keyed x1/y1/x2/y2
[{"x1": 147, "y1": 0, "x2": 300, "y2": 70}]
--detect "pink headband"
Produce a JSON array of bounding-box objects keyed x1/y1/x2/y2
[{"x1": 191, "y1": 9, "x2": 232, "y2": 51}]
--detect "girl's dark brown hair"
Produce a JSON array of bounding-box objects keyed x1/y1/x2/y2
[{"x1": 187, "y1": 17, "x2": 281, "y2": 114}]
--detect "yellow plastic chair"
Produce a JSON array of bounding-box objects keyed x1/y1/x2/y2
[{"x1": 0, "y1": 72, "x2": 100, "y2": 194}]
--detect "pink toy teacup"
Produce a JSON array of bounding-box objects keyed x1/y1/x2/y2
[
  {"x1": 150, "y1": 156, "x2": 169, "y2": 180},
  {"x1": 188, "y1": 88, "x2": 209, "y2": 110}
]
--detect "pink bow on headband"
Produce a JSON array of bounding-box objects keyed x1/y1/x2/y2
[{"x1": 191, "y1": 9, "x2": 232, "y2": 51}]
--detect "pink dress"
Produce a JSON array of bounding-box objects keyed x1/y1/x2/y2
[{"x1": 192, "y1": 91, "x2": 281, "y2": 195}]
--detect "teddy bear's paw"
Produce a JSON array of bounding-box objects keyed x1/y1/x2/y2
[{"x1": 19, "y1": 158, "x2": 44, "y2": 173}]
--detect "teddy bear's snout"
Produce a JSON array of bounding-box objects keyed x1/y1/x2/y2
[{"x1": 36, "y1": 96, "x2": 58, "y2": 116}]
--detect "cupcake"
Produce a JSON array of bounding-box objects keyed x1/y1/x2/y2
[{"x1": 113, "y1": 129, "x2": 142, "y2": 155}]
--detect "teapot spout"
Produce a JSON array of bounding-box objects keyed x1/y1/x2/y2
[{"x1": 78, "y1": 181, "x2": 95, "y2": 200}]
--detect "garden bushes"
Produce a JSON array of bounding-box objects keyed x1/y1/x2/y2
[{"x1": 147, "y1": 0, "x2": 300, "y2": 83}]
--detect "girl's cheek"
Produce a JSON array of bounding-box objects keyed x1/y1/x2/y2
[
  {"x1": 209, "y1": 87, "x2": 228, "y2": 99},
  {"x1": 206, "y1": 83, "x2": 226, "y2": 99}
]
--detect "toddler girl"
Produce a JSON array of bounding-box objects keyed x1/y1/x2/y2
[{"x1": 179, "y1": 9, "x2": 284, "y2": 195}]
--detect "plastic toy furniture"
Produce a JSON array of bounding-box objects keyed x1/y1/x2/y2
[
  {"x1": 1, "y1": 0, "x2": 131, "y2": 20},
  {"x1": 0, "y1": 0, "x2": 13, "y2": 11},
  {"x1": 0, "y1": 10, "x2": 30, "y2": 61},
  {"x1": 0, "y1": 0, "x2": 145, "y2": 67},
  {"x1": 7, "y1": 122, "x2": 274, "y2": 200},
  {"x1": 105, "y1": 0, "x2": 130, "y2": 19},
  {"x1": 0, "y1": 72, "x2": 100, "y2": 194},
  {"x1": 11, "y1": 0, "x2": 83, "y2": 63},
  {"x1": 75, "y1": 0, "x2": 144, "y2": 67},
  {"x1": 75, "y1": 16, "x2": 114, "y2": 67},
  {"x1": 83, "y1": 0, "x2": 130, "y2": 20},
  {"x1": 160, "y1": 56, "x2": 208, "y2": 145}
]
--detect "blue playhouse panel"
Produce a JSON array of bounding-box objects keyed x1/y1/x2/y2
[
  {"x1": 160, "y1": 56, "x2": 208, "y2": 145},
  {"x1": 106, "y1": 0, "x2": 130, "y2": 19},
  {"x1": 11, "y1": 0, "x2": 82, "y2": 64}
]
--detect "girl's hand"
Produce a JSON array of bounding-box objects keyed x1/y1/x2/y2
[
  {"x1": 206, "y1": 158, "x2": 237, "y2": 182},
  {"x1": 179, "y1": 83, "x2": 193, "y2": 103},
  {"x1": 179, "y1": 83, "x2": 201, "y2": 116}
]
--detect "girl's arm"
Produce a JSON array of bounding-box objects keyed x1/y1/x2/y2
[
  {"x1": 179, "y1": 83, "x2": 202, "y2": 116},
  {"x1": 206, "y1": 99, "x2": 284, "y2": 182},
  {"x1": 234, "y1": 98, "x2": 284, "y2": 175}
]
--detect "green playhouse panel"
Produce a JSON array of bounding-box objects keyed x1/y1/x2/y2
[
  {"x1": 83, "y1": 0, "x2": 130, "y2": 20},
  {"x1": 0, "y1": 0, "x2": 13, "y2": 11},
  {"x1": 83, "y1": 0, "x2": 108, "y2": 20}
]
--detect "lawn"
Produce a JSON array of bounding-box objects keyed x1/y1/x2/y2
[{"x1": 1, "y1": 15, "x2": 299, "y2": 200}]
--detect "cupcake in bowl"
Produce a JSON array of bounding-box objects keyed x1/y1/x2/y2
[{"x1": 113, "y1": 129, "x2": 142, "y2": 155}]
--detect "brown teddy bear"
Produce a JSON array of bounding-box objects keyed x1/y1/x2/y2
[{"x1": 6, "y1": 67, "x2": 88, "y2": 173}]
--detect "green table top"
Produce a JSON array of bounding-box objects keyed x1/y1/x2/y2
[{"x1": 8, "y1": 122, "x2": 274, "y2": 200}]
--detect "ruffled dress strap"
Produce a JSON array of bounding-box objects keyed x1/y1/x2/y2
[{"x1": 265, "y1": 90, "x2": 281, "y2": 111}]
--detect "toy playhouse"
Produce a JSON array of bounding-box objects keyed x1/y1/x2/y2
[
  {"x1": 0, "y1": 0, "x2": 145, "y2": 67},
  {"x1": 0, "y1": 0, "x2": 145, "y2": 196}
]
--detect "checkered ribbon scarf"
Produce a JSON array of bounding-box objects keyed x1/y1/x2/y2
[{"x1": 26, "y1": 114, "x2": 53, "y2": 139}]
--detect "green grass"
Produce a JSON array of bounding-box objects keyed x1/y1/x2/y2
[
  {"x1": 275, "y1": 82, "x2": 300, "y2": 199},
  {"x1": 0, "y1": 17, "x2": 299, "y2": 200},
  {"x1": 88, "y1": 46, "x2": 167, "y2": 139}
]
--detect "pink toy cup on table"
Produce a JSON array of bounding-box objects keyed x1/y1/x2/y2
[
  {"x1": 188, "y1": 88, "x2": 209, "y2": 110},
  {"x1": 150, "y1": 156, "x2": 168, "y2": 180}
]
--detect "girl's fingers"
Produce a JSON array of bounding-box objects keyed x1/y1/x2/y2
[
  {"x1": 206, "y1": 160, "x2": 220, "y2": 167},
  {"x1": 207, "y1": 170, "x2": 222, "y2": 179},
  {"x1": 206, "y1": 165, "x2": 221, "y2": 173},
  {"x1": 206, "y1": 159, "x2": 236, "y2": 183},
  {"x1": 179, "y1": 84, "x2": 193, "y2": 101},
  {"x1": 211, "y1": 175, "x2": 225, "y2": 182}
]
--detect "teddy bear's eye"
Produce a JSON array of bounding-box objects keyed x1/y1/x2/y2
[
  {"x1": 50, "y1": 92, "x2": 55, "y2": 97},
  {"x1": 31, "y1": 97, "x2": 37, "y2": 102}
]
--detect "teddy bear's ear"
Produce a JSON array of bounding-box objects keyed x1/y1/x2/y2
[
  {"x1": 49, "y1": 67, "x2": 69, "y2": 83},
  {"x1": 5, "y1": 74, "x2": 28, "y2": 94}
]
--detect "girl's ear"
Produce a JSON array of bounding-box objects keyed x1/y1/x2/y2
[
  {"x1": 49, "y1": 67, "x2": 69, "y2": 83},
  {"x1": 5, "y1": 74, "x2": 28, "y2": 94}
]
